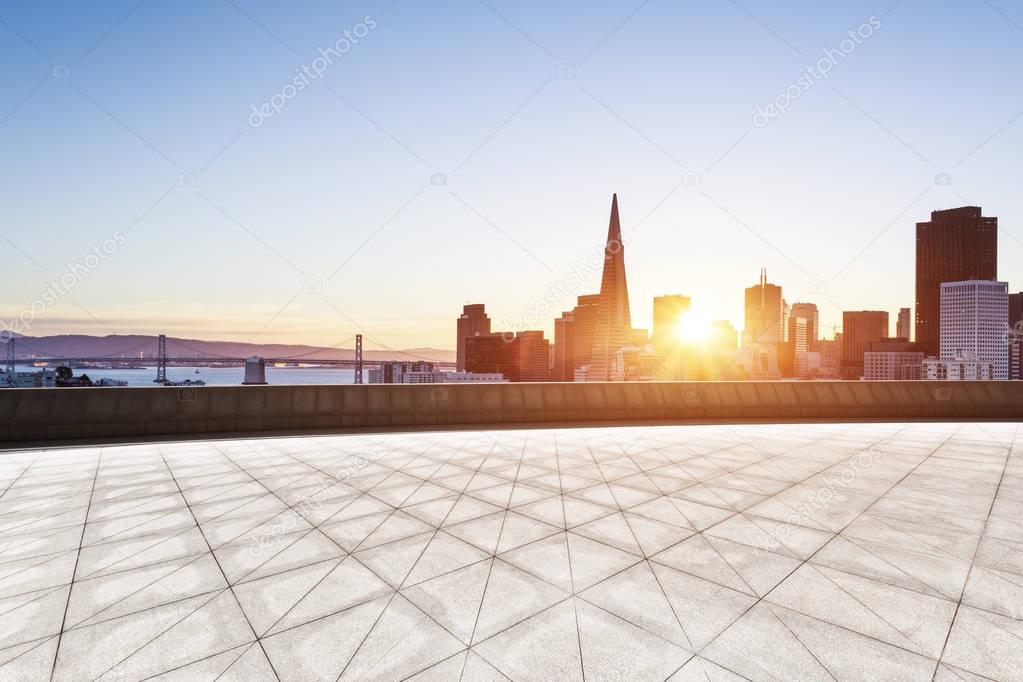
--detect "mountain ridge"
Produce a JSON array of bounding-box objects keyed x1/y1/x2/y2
[{"x1": 4, "y1": 334, "x2": 455, "y2": 363}]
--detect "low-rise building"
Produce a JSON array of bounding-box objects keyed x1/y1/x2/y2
[
  {"x1": 367, "y1": 361, "x2": 436, "y2": 384},
  {"x1": 0, "y1": 368, "x2": 56, "y2": 388},
  {"x1": 401, "y1": 371, "x2": 506, "y2": 383},
  {"x1": 923, "y1": 354, "x2": 994, "y2": 381},
  {"x1": 864, "y1": 351, "x2": 924, "y2": 380}
]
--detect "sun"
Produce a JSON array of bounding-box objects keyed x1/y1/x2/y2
[{"x1": 674, "y1": 311, "x2": 713, "y2": 345}]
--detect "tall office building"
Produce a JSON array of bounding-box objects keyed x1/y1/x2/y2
[
  {"x1": 744, "y1": 269, "x2": 784, "y2": 347},
  {"x1": 841, "y1": 311, "x2": 889, "y2": 379},
  {"x1": 1011, "y1": 338, "x2": 1022, "y2": 380},
  {"x1": 940, "y1": 280, "x2": 1008, "y2": 380},
  {"x1": 465, "y1": 330, "x2": 551, "y2": 382},
  {"x1": 456, "y1": 304, "x2": 491, "y2": 371},
  {"x1": 790, "y1": 318, "x2": 807, "y2": 354},
  {"x1": 588, "y1": 194, "x2": 634, "y2": 381},
  {"x1": 513, "y1": 331, "x2": 551, "y2": 382},
  {"x1": 552, "y1": 312, "x2": 576, "y2": 381},
  {"x1": 566, "y1": 294, "x2": 602, "y2": 379},
  {"x1": 1010, "y1": 292, "x2": 1023, "y2": 380},
  {"x1": 463, "y1": 333, "x2": 508, "y2": 378},
  {"x1": 788, "y1": 302, "x2": 819, "y2": 352},
  {"x1": 896, "y1": 307, "x2": 911, "y2": 341},
  {"x1": 652, "y1": 295, "x2": 690, "y2": 350},
  {"x1": 915, "y1": 207, "x2": 997, "y2": 354},
  {"x1": 1009, "y1": 292, "x2": 1023, "y2": 333}
]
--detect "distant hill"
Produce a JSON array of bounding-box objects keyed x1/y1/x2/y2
[{"x1": 6, "y1": 334, "x2": 455, "y2": 363}]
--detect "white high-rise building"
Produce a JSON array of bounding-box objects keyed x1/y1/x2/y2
[{"x1": 939, "y1": 280, "x2": 1008, "y2": 380}]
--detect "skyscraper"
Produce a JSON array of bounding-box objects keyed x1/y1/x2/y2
[
  {"x1": 915, "y1": 207, "x2": 997, "y2": 355},
  {"x1": 464, "y1": 330, "x2": 550, "y2": 382},
  {"x1": 552, "y1": 312, "x2": 576, "y2": 381},
  {"x1": 513, "y1": 331, "x2": 551, "y2": 382},
  {"x1": 940, "y1": 280, "x2": 1008, "y2": 380},
  {"x1": 744, "y1": 269, "x2": 784, "y2": 347},
  {"x1": 588, "y1": 194, "x2": 633, "y2": 381},
  {"x1": 456, "y1": 304, "x2": 491, "y2": 371},
  {"x1": 1009, "y1": 292, "x2": 1023, "y2": 333},
  {"x1": 1010, "y1": 292, "x2": 1023, "y2": 380},
  {"x1": 652, "y1": 295, "x2": 690, "y2": 350},
  {"x1": 841, "y1": 311, "x2": 889, "y2": 379},
  {"x1": 896, "y1": 307, "x2": 911, "y2": 341},
  {"x1": 788, "y1": 302, "x2": 819, "y2": 352}
]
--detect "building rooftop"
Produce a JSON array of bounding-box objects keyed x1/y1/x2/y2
[{"x1": 0, "y1": 422, "x2": 1019, "y2": 680}]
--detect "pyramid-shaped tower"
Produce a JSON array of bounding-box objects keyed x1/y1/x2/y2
[
  {"x1": 598, "y1": 193, "x2": 631, "y2": 329},
  {"x1": 588, "y1": 194, "x2": 634, "y2": 380}
]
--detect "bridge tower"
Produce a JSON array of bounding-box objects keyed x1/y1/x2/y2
[
  {"x1": 4, "y1": 337, "x2": 13, "y2": 376},
  {"x1": 154, "y1": 334, "x2": 168, "y2": 383},
  {"x1": 354, "y1": 334, "x2": 363, "y2": 384}
]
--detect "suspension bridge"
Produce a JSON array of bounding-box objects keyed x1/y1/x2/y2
[{"x1": 3, "y1": 334, "x2": 453, "y2": 384}]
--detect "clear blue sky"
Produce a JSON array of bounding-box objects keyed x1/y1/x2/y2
[{"x1": 2, "y1": 0, "x2": 1021, "y2": 350}]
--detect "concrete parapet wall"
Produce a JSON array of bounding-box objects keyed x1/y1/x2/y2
[{"x1": 0, "y1": 381, "x2": 1019, "y2": 446}]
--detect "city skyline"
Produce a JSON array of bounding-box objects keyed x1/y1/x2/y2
[
  {"x1": 3, "y1": 197, "x2": 1018, "y2": 354},
  {"x1": 2, "y1": 1, "x2": 1023, "y2": 350}
]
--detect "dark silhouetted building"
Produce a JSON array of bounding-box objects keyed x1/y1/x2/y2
[
  {"x1": 553, "y1": 311, "x2": 576, "y2": 381},
  {"x1": 1010, "y1": 291, "x2": 1023, "y2": 328},
  {"x1": 456, "y1": 304, "x2": 491, "y2": 371},
  {"x1": 514, "y1": 331, "x2": 551, "y2": 382},
  {"x1": 744, "y1": 269, "x2": 784, "y2": 347},
  {"x1": 915, "y1": 207, "x2": 997, "y2": 355},
  {"x1": 368, "y1": 361, "x2": 436, "y2": 384},
  {"x1": 841, "y1": 311, "x2": 889, "y2": 379},
  {"x1": 464, "y1": 333, "x2": 508, "y2": 377},
  {"x1": 465, "y1": 331, "x2": 550, "y2": 382},
  {"x1": 1010, "y1": 292, "x2": 1023, "y2": 380}
]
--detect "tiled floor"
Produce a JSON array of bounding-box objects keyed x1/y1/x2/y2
[{"x1": 0, "y1": 422, "x2": 1021, "y2": 681}]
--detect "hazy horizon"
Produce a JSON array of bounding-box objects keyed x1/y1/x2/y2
[{"x1": 3, "y1": 1, "x2": 1021, "y2": 352}]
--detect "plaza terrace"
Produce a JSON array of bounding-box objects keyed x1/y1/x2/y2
[{"x1": 0, "y1": 421, "x2": 1020, "y2": 680}]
